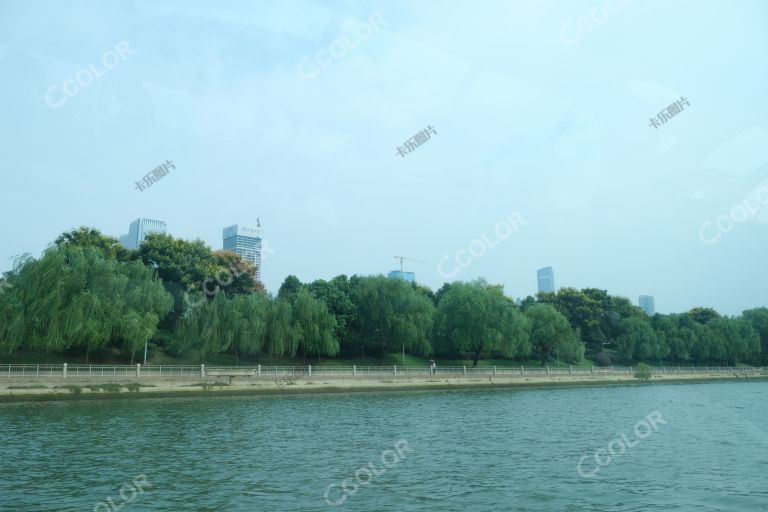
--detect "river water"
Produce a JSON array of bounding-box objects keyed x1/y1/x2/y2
[{"x1": 1, "y1": 381, "x2": 767, "y2": 511}]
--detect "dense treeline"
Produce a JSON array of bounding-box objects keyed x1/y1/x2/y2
[{"x1": 1, "y1": 228, "x2": 766, "y2": 366}]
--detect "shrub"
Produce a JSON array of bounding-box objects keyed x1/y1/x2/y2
[
  {"x1": 635, "y1": 362, "x2": 652, "y2": 381},
  {"x1": 594, "y1": 352, "x2": 612, "y2": 367}
]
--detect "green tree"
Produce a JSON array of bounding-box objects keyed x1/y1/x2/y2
[
  {"x1": 307, "y1": 275, "x2": 355, "y2": 342},
  {"x1": 742, "y1": 308, "x2": 768, "y2": 364},
  {"x1": 289, "y1": 288, "x2": 339, "y2": 361},
  {"x1": 277, "y1": 275, "x2": 304, "y2": 303},
  {"x1": 228, "y1": 293, "x2": 270, "y2": 363},
  {"x1": 0, "y1": 246, "x2": 172, "y2": 362},
  {"x1": 688, "y1": 307, "x2": 721, "y2": 325},
  {"x1": 55, "y1": 227, "x2": 135, "y2": 262},
  {"x1": 432, "y1": 280, "x2": 530, "y2": 366},
  {"x1": 524, "y1": 303, "x2": 573, "y2": 366},
  {"x1": 616, "y1": 317, "x2": 657, "y2": 364},
  {"x1": 263, "y1": 300, "x2": 297, "y2": 361},
  {"x1": 349, "y1": 275, "x2": 434, "y2": 360}
]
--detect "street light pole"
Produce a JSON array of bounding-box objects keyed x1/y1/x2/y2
[{"x1": 143, "y1": 340, "x2": 148, "y2": 365}]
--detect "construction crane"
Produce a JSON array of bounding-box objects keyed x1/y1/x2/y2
[{"x1": 393, "y1": 256, "x2": 424, "y2": 273}]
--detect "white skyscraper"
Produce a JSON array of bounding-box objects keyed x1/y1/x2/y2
[
  {"x1": 223, "y1": 222, "x2": 262, "y2": 280},
  {"x1": 639, "y1": 295, "x2": 656, "y2": 316},
  {"x1": 537, "y1": 266, "x2": 555, "y2": 293},
  {"x1": 119, "y1": 218, "x2": 167, "y2": 250}
]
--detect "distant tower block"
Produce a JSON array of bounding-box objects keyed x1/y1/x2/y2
[
  {"x1": 223, "y1": 224, "x2": 262, "y2": 280},
  {"x1": 119, "y1": 218, "x2": 167, "y2": 250},
  {"x1": 639, "y1": 295, "x2": 655, "y2": 316},
  {"x1": 387, "y1": 271, "x2": 415, "y2": 283},
  {"x1": 537, "y1": 266, "x2": 555, "y2": 293}
]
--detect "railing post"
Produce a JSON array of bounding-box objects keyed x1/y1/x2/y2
[
  {"x1": 257, "y1": 365, "x2": 261, "y2": 378},
  {"x1": 393, "y1": 365, "x2": 396, "y2": 376},
  {"x1": 463, "y1": 365, "x2": 467, "y2": 375},
  {"x1": 353, "y1": 364, "x2": 357, "y2": 376},
  {"x1": 591, "y1": 366, "x2": 594, "y2": 374},
  {"x1": 62, "y1": 363, "x2": 67, "y2": 379},
  {"x1": 569, "y1": 365, "x2": 573, "y2": 374},
  {"x1": 521, "y1": 366, "x2": 524, "y2": 375},
  {"x1": 546, "y1": 366, "x2": 549, "y2": 375},
  {"x1": 493, "y1": 366, "x2": 497, "y2": 375},
  {"x1": 308, "y1": 365, "x2": 312, "y2": 377},
  {"x1": 36, "y1": 365, "x2": 39, "y2": 378},
  {"x1": 610, "y1": 366, "x2": 614, "y2": 373},
  {"x1": 201, "y1": 364, "x2": 205, "y2": 378},
  {"x1": 136, "y1": 364, "x2": 141, "y2": 378}
]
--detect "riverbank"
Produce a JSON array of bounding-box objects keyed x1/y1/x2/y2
[{"x1": 2, "y1": 370, "x2": 766, "y2": 403}]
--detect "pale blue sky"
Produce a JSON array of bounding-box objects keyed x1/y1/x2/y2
[{"x1": 1, "y1": 0, "x2": 767, "y2": 314}]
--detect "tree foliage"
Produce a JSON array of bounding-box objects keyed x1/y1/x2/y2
[
  {"x1": 1, "y1": 230, "x2": 764, "y2": 367},
  {"x1": 432, "y1": 280, "x2": 530, "y2": 366},
  {"x1": 0, "y1": 246, "x2": 172, "y2": 361}
]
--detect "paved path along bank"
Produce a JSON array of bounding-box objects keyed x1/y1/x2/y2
[{"x1": 1, "y1": 364, "x2": 765, "y2": 402}]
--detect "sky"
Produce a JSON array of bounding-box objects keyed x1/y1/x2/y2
[{"x1": 1, "y1": 0, "x2": 767, "y2": 315}]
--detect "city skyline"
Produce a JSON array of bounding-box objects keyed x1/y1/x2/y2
[{"x1": 1, "y1": 1, "x2": 767, "y2": 315}]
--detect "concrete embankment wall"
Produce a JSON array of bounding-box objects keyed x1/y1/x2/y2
[{"x1": 1, "y1": 371, "x2": 766, "y2": 403}]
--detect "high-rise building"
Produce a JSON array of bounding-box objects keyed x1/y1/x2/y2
[
  {"x1": 119, "y1": 218, "x2": 167, "y2": 250},
  {"x1": 223, "y1": 223, "x2": 262, "y2": 280},
  {"x1": 639, "y1": 295, "x2": 655, "y2": 316},
  {"x1": 537, "y1": 266, "x2": 555, "y2": 293},
  {"x1": 387, "y1": 270, "x2": 415, "y2": 283}
]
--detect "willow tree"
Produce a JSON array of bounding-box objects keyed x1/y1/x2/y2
[
  {"x1": 289, "y1": 288, "x2": 339, "y2": 362},
  {"x1": 263, "y1": 300, "x2": 297, "y2": 361},
  {"x1": 0, "y1": 246, "x2": 172, "y2": 361},
  {"x1": 349, "y1": 275, "x2": 434, "y2": 360},
  {"x1": 176, "y1": 293, "x2": 231, "y2": 362},
  {"x1": 228, "y1": 293, "x2": 269, "y2": 363},
  {"x1": 432, "y1": 280, "x2": 531, "y2": 366},
  {"x1": 176, "y1": 292, "x2": 271, "y2": 363}
]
